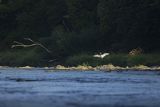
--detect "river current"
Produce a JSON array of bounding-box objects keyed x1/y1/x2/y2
[{"x1": 0, "y1": 68, "x2": 160, "y2": 107}]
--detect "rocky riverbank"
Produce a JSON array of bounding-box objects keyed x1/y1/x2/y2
[
  {"x1": 1, "y1": 64, "x2": 160, "y2": 71},
  {"x1": 54, "y1": 64, "x2": 160, "y2": 71}
]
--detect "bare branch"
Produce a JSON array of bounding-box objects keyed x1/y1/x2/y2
[
  {"x1": 11, "y1": 38, "x2": 51, "y2": 53},
  {"x1": 13, "y1": 41, "x2": 24, "y2": 45},
  {"x1": 38, "y1": 44, "x2": 51, "y2": 53}
]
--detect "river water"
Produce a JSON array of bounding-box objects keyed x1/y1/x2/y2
[{"x1": 0, "y1": 68, "x2": 160, "y2": 107}]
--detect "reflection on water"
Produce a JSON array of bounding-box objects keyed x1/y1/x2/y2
[{"x1": 0, "y1": 68, "x2": 160, "y2": 107}]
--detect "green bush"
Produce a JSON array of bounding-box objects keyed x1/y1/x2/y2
[
  {"x1": 65, "y1": 53, "x2": 102, "y2": 67},
  {"x1": 102, "y1": 54, "x2": 128, "y2": 67},
  {"x1": 0, "y1": 50, "x2": 159, "y2": 67},
  {"x1": 65, "y1": 53, "x2": 160, "y2": 67},
  {"x1": 127, "y1": 55, "x2": 147, "y2": 66},
  {"x1": 141, "y1": 54, "x2": 160, "y2": 66},
  {"x1": 127, "y1": 54, "x2": 160, "y2": 66},
  {"x1": 0, "y1": 48, "x2": 44, "y2": 66}
]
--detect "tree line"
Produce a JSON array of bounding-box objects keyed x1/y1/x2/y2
[{"x1": 0, "y1": 0, "x2": 160, "y2": 59}]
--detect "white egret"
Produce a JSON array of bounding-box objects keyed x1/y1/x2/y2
[{"x1": 93, "y1": 53, "x2": 110, "y2": 59}]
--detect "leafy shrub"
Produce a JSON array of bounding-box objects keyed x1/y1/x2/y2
[
  {"x1": 0, "y1": 48, "x2": 44, "y2": 66},
  {"x1": 103, "y1": 54, "x2": 128, "y2": 67},
  {"x1": 127, "y1": 55, "x2": 147, "y2": 66},
  {"x1": 65, "y1": 53, "x2": 102, "y2": 67},
  {"x1": 65, "y1": 53, "x2": 160, "y2": 67}
]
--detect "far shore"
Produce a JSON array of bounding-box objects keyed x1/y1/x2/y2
[{"x1": 0, "y1": 64, "x2": 160, "y2": 71}]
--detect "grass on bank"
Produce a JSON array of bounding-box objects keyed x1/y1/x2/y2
[
  {"x1": 0, "y1": 49, "x2": 44, "y2": 66},
  {"x1": 0, "y1": 50, "x2": 160, "y2": 68},
  {"x1": 65, "y1": 53, "x2": 160, "y2": 67}
]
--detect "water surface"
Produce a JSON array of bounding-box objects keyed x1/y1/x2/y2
[{"x1": 0, "y1": 68, "x2": 160, "y2": 107}]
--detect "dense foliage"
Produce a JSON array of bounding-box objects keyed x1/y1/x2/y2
[{"x1": 0, "y1": 0, "x2": 159, "y2": 65}]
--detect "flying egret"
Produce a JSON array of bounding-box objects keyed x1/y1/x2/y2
[{"x1": 93, "y1": 53, "x2": 110, "y2": 59}]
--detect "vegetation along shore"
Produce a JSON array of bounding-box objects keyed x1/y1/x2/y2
[
  {"x1": 0, "y1": 1, "x2": 159, "y2": 69},
  {"x1": 0, "y1": 52, "x2": 160, "y2": 71}
]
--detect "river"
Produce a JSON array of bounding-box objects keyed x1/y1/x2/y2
[{"x1": 0, "y1": 68, "x2": 160, "y2": 107}]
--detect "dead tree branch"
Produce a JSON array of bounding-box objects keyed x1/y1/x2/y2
[{"x1": 11, "y1": 38, "x2": 51, "y2": 53}]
